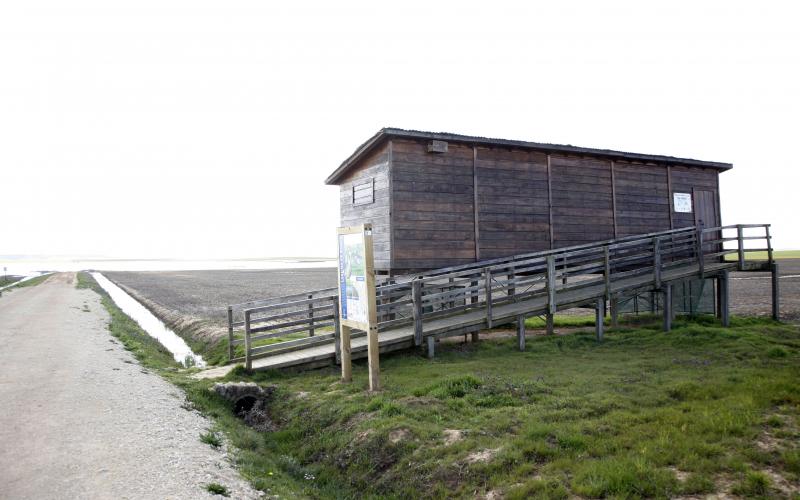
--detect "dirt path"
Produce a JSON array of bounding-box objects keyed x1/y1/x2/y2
[{"x1": 0, "y1": 274, "x2": 260, "y2": 500}]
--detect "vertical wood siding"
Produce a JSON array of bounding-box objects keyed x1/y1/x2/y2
[
  {"x1": 390, "y1": 139, "x2": 476, "y2": 270},
  {"x1": 669, "y1": 166, "x2": 719, "y2": 229},
  {"x1": 475, "y1": 147, "x2": 550, "y2": 258},
  {"x1": 335, "y1": 138, "x2": 723, "y2": 273},
  {"x1": 549, "y1": 155, "x2": 615, "y2": 247},
  {"x1": 614, "y1": 161, "x2": 671, "y2": 236},
  {"x1": 339, "y1": 144, "x2": 391, "y2": 269}
]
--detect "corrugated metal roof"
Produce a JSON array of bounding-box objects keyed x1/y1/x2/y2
[{"x1": 324, "y1": 127, "x2": 733, "y2": 185}]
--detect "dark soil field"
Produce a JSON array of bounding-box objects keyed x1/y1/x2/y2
[
  {"x1": 104, "y1": 268, "x2": 337, "y2": 326},
  {"x1": 105, "y1": 259, "x2": 799, "y2": 329},
  {"x1": 730, "y1": 259, "x2": 800, "y2": 322}
]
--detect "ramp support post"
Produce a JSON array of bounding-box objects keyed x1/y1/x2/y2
[
  {"x1": 244, "y1": 310, "x2": 252, "y2": 370},
  {"x1": 227, "y1": 306, "x2": 235, "y2": 362},
  {"x1": 517, "y1": 315, "x2": 526, "y2": 351},
  {"x1": 772, "y1": 262, "x2": 780, "y2": 321},
  {"x1": 595, "y1": 298, "x2": 605, "y2": 341},
  {"x1": 333, "y1": 297, "x2": 341, "y2": 364},
  {"x1": 546, "y1": 312, "x2": 554, "y2": 335},
  {"x1": 663, "y1": 284, "x2": 673, "y2": 332},
  {"x1": 412, "y1": 280, "x2": 423, "y2": 346},
  {"x1": 427, "y1": 336, "x2": 435, "y2": 359},
  {"x1": 340, "y1": 325, "x2": 352, "y2": 382},
  {"x1": 484, "y1": 267, "x2": 493, "y2": 329},
  {"x1": 610, "y1": 295, "x2": 619, "y2": 328},
  {"x1": 719, "y1": 270, "x2": 730, "y2": 326}
]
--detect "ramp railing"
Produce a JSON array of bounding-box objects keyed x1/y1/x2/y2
[{"x1": 230, "y1": 224, "x2": 772, "y2": 365}]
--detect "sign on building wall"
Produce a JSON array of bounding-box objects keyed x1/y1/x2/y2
[{"x1": 673, "y1": 192, "x2": 693, "y2": 213}]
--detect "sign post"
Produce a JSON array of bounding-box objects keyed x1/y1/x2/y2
[{"x1": 336, "y1": 224, "x2": 380, "y2": 391}]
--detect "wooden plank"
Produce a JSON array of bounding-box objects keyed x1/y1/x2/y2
[
  {"x1": 611, "y1": 160, "x2": 618, "y2": 239},
  {"x1": 547, "y1": 154, "x2": 554, "y2": 249},
  {"x1": 473, "y1": 146, "x2": 481, "y2": 262}
]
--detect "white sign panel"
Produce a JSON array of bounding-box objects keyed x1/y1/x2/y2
[
  {"x1": 673, "y1": 192, "x2": 692, "y2": 213},
  {"x1": 338, "y1": 231, "x2": 368, "y2": 325}
]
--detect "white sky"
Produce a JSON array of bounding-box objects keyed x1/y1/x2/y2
[{"x1": 1, "y1": 1, "x2": 798, "y2": 259}]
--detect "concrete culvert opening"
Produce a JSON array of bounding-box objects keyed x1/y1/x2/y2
[
  {"x1": 234, "y1": 396, "x2": 257, "y2": 415},
  {"x1": 212, "y1": 382, "x2": 276, "y2": 432}
]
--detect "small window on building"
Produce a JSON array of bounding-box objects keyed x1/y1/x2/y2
[{"x1": 353, "y1": 179, "x2": 374, "y2": 206}]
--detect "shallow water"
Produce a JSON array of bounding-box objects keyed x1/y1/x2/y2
[
  {"x1": 91, "y1": 272, "x2": 206, "y2": 368},
  {"x1": 1, "y1": 257, "x2": 336, "y2": 276}
]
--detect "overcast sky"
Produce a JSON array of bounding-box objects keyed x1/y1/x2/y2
[{"x1": 2, "y1": 1, "x2": 798, "y2": 259}]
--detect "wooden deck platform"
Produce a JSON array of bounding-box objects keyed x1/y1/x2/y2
[{"x1": 237, "y1": 261, "x2": 736, "y2": 372}]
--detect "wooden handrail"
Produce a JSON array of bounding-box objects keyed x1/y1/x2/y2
[{"x1": 232, "y1": 223, "x2": 774, "y2": 364}]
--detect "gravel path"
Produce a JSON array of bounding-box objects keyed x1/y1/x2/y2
[{"x1": 0, "y1": 273, "x2": 261, "y2": 500}]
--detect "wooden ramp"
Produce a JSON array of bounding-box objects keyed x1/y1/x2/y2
[{"x1": 204, "y1": 224, "x2": 777, "y2": 376}]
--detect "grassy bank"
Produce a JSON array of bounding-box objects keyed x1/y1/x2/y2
[
  {"x1": 1, "y1": 273, "x2": 52, "y2": 292},
  {"x1": 77, "y1": 272, "x2": 800, "y2": 498},
  {"x1": 725, "y1": 250, "x2": 800, "y2": 261}
]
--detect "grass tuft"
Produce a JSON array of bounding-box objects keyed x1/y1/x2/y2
[{"x1": 205, "y1": 483, "x2": 229, "y2": 496}]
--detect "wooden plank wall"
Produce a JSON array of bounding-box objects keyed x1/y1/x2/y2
[
  {"x1": 337, "y1": 139, "x2": 722, "y2": 273},
  {"x1": 475, "y1": 147, "x2": 550, "y2": 258},
  {"x1": 614, "y1": 161, "x2": 671, "y2": 237},
  {"x1": 391, "y1": 139, "x2": 476, "y2": 270},
  {"x1": 339, "y1": 145, "x2": 391, "y2": 269},
  {"x1": 549, "y1": 155, "x2": 615, "y2": 247},
  {"x1": 670, "y1": 166, "x2": 719, "y2": 229}
]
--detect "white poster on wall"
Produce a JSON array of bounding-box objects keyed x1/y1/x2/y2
[{"x1": 673, "y1": 192, "x2": 692, "y2": 213}]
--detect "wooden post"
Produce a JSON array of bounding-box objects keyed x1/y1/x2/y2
[
  {"x1": 546, "y1": 255, "x2": 556, "y2": 315},
  {"x1": 412, "y1": 280, "x2": 423, "y2": 346},
  {"x1": 484, "y1": 267, "x2": 493, "y2": 328},
  {"x1": 471, "y1": 331, "x2": 480, "y2": 342},
  {"x1": 364, "y1": 229, "x2": 380, "y2": 392},
  {"x1": 610, "y1": 295, "x2": 619, "y2": 328},
  {"x1": 720, "y1": 270, "x2": 730, "y2": 327},
  {"x1": 546, "y1": 312, "x2": 554, "y2": 335},
  {"x1": 766, "y1": 225, "x2": 773, "y2": 265},
  {"x1": 595, "y1": 298, "x2": 605, "y2": 341},
  {"x1": 244, "y1": 310, "x2": 252, "y2": 370},
  {"x1": 227, "y1": 306, "x2": 234, "y2": 361},
  {"x1": 332, "y1": 296, "x2": 341, "y2": 364},
  {"x1": 470, "y1": 274, "x2": 479, "y2": 304},
  {"x1": 663, "y1": 284, "x2": 672, "y2": 332},
  {"x1": 307, "y1": 293, "x2": 315, "y2": 337},
  {"x1": 771, "y1": 263, "x2": 780, "y2": 321},
  {"x1": 517, "y1": 315, "x2": 526, "y2": 351},
  {"x1": 340, "y1": 325, "x2": 352, "y2": 382},
  {"x1": 696, "y1": 226, "x2": 705, "y2": 279},
  {"x1": 427, "y1": 336, "x2": 435, "y2": 359},
  {"x1": 507, "y1": 267, "x2": 516, "y2": 301},
  {"x1": 561, "y1": 255, "x2": 568, "y2": 285},
  {"x1": 603, "y1": 245, "x2": 611, "y2": 300},
  {"x1": 737, "y1": 225, "x2": 745, "y2": 270},
  {"x1": 448, "y1": 277, "x2": 455, "y2": 309},
  {"x1": 653, "y1": 237, "x2": 662, "y2": 289}
]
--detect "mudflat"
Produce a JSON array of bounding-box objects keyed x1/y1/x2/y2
[
  {"x1": 106, "y1": 268, "x2": 337, "y2": 325},
  {"x1": 0, "y1": 274, "x2": 259, "y2": 500}
]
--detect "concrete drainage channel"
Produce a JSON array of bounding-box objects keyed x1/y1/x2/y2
[{"x1": 212, "y1": 382, "x2": 276, "y2": 432}]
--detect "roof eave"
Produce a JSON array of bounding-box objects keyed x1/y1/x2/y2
[{"x1": 325, "y1": 128, "x2": 733, "y2": 185}]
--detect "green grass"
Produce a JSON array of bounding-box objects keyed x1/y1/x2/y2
[
  {"x1": 205, "y1": 483, "x2": 230, "y2": 496},
  {"x1": 725, "y1": 249, "x2": 800, "y2": 261},
  {"x1": 1, "y1": 273, "x2": 51, "y2": 291},
  {"x1": 76, "y1": 271, "x2": 800, "y2": 498},
  {"x1": 0, "y1": 275, "x2": 24, "y2": 287},
  {"x1": 77, "y1": 272, "x2": 180, "y2": 371},
  {"x1": 200, "y1": 430, "x2": 223, "y2": 449}
]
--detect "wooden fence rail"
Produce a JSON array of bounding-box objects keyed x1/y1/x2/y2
[{"x1": 229, "y1": 224, "x2": 772, "y2": 365}]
